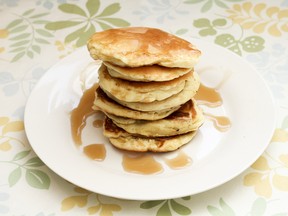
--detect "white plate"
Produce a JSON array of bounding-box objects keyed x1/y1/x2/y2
[{"x1": 24, "y1": 38, "x2": 275, "y2": 200}]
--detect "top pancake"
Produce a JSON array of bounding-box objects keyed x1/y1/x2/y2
[
  {"x1": 87, "y1": 27, "x2": 201, "y2": 68},
  {"x1": 103, "y1": 117, "x2": 197, "y2": 152}
]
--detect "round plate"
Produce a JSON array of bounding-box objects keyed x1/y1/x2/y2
[{"x1": 24, "y1": 38, "x2": 275, "y2": 200}]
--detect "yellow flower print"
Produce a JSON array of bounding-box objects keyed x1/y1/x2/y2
[
  {"x1": 55, "y1": 40, "x2": 65, "y2": 51},
  {"x1": 272, "y1": 154, "x2": 288, "y2": 191},
  {"x1": 244, "y1": 172, "x2": 272, "y2": 198},
  {"x1": 251, "y1": 156, "x2": 270, "y2": 171},
  {"x1": 87, "y1": 203, "x2": 121, "y2": 216},
  {"x1": 243, "y1": 156, "x2": 272, "y2": 198},
  {"x1": 54, "y1": 40, "x2": 77, "y2": 59},
  {"x1": 244, "y1": 121, "x2": 288, "y2": 197},
  {"x1": 0, "y1": 29, "x2": 9, "y2": 38},
  {"x1": 244, "y1": 149, "x2": 288, "y2": 197},
  {"x1": 61, "y1": 187, "x2": 91, "y2": 211},
  {"x1": 61, "y1": 195, "x2": 89, "y2": 211},
  {"x1": 0, "y1": 117, "x2": 25, "y2": 151},
  {"x1": 271, "y1": 128, "x2": 288, "y2": 142},
  {"x1": 61, "y1": 186, "x2": 121, "y2": 215},
  {"x1": 279, "y1": 154, "x2": 288, "y2": 167},
  {"x1": 0, "y1": 140, "x2": 12, "y2": 151},
  {"x1": 227, "y1": 2, "x2": 288, "y2": 37},
  {"x1": 273, "y1": 174, "x2": 288, "y2": 191}
]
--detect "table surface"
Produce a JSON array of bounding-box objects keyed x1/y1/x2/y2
[{"x1": 1, "y1": 0, "x2": 288, "y2": 215}]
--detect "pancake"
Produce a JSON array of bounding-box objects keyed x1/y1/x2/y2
[
  {"x1": 103, "y1": 117, "x2": 197, "y2": 152},
  {"x1": 104, "y1": 71, "x2": 200, "y2": 112},
  {"x1": 87, "y1": 27, "x2": 201, "y2": 68},
  {"x1": 93, "y1": 87, "x2": 180, "y2": 120},
  {"x1": 106, "y1": 99, "x2": 204, "y2": 137},
  {"x1": 99, "y1": 64, "x2": 194, "y2": 103},
  {"x1": 104, "y1": 61, "x2": 191, "y2": 82}
]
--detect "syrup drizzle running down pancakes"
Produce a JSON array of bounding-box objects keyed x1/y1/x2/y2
[
  {"x1": 70, "y1": 83, "x2": 99, "y2": 146},
  {"x1": 70, "y1": 81, "x2": 231, "y2": 175}
]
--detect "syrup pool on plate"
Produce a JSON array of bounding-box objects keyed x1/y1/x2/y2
[
  {"x1": 194, "y1": 83, "x2": 222, "y2": 107},
  {"x1": 164, "y1": 151, "x2": 192, "y2": 169},
  {"x1": 122, "y1": 153, "x2": 163, "y2": 174},
  {"x1": 69, "y1": 81, "x2": 231, "y2": 175},
  {"x1": 83, "y1": 144, "x2": 106, "y2": 161}
]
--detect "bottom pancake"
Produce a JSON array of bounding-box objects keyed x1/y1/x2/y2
[{"x1": 103, "y1": 117, "x2": 197, "y2": 152}]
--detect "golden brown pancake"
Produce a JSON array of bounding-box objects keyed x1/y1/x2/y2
[
  {"x1": 104, "y1": 71, "x2": 200, "y2": 112},
  {"x1": 107, "y1": 99, "x2": 204, "y2": 137},
  {"x1": 87, "y1": 27, "x2": 203, "y2": 153},
  {"x1": 104, "y1": 61, "x2": 191, "y2": 82},
  {"x1": 99, "y1": 64, "x2": 195, "y2": 103},
  {"x1": 93, "y1": 87, "x2": 180, "y2": 120},
  {"x1": 87, "y1": 27, "x2": 201, "y2": 68},
  {"x1": 103, "y1": 117, "x2": 197, "y2": 152}
]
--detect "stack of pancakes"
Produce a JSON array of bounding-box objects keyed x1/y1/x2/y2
[{"x1": 87, "y1": 27, "x2": 204, "y2": 152}]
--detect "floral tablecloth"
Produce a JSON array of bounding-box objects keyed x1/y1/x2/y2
[{"x1": 1, "y1": 0, "x2": 288, "y2": 215}]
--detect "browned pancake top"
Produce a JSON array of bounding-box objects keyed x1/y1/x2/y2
[
  {"x1": 89, "y1": 27, "x2": 196, "y2": 55},
  {"x1": 88, "y1": 27, "x2": 201, "y2": 68}
]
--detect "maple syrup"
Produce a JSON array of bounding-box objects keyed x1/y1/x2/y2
[
  {"x1": 70, "y1": 80, "x2": 231, "y2": 173},
  {"x1": 93, "y1": 119, "x2": 103, "y2": 128},
  {"x1": 164, "y1": 151, "x2": 192, "y2": 169},
  {"x1": 195, "y1": 84, "x2": 222, "y2": 107},
  {"x1": 83, "y1": 144, "x2": 106, "y2": 161},
  {"x1": 122, "y1": 153, "x2": 163, "y2": 174},
  {"x1": 205, "y1": 113, "x2": 231, "y2": 132},
  {"x1": 70, "y1": 83, "x2": 99, "y2": 145}
]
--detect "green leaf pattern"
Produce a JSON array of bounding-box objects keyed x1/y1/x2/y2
[
  {"x1": 8, "y1": 167, "x2": 22, "y2": 187},
  {"x1": 194, "y1": 18, "x2": 227, "y2": 36},
  {"x1": 25, "y1": 169, "x2": 50, "y2": 189},
  {"x1": 12, "y1": 150, "x2": 31, "y2": 161},
  {"x1": 193, "y1": 17, "x2": 265, "y2": 55},
  {"x1": 2, "y1": 150, "x2": 51, "y2": 189},
  {"x1": 5, "y1": 9, "x2": 51, "y2": 62},
  {"x1": 250, "y1": 198, "x2": 266, "y2": 216},
  {"x1": 45, "y1": 0, "x2": 130, "y2": 47},
  {"x1": 140, "y1": 197, "x2": 192, "y2": 216},
  {"x1": 1, "y1": 0, "x2": 130, "y2": 62},
  {"x1": 207, "y1": 198, "x2": 235, "y2": 216},
  {"x1": 185, "y1": 0, "x2": 244, "y2": 12}
]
